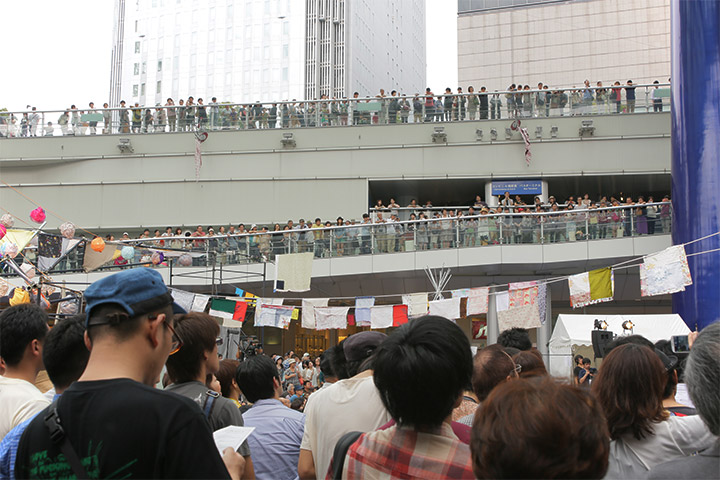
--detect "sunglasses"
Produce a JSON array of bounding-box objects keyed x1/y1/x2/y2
[
  {"x1": 216, "y1": 336, "x2": 224, "y2": 346},
  {"x1": 163, "y1": 319, "x2": 183, "y2": 355}
]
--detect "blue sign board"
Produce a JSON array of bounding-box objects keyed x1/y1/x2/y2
[{"x1": 491, "y1": 180, "x2": 543, "y2": 196}]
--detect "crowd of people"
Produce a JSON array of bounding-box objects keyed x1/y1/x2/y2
[
  {"x1": 97, "y1": 192, "x2": 670, "y2": 262},
  {"x1": 0, "y1": 267, "x2": 716, "y2": 479},
  {"x1": 0, "y1": 80, "x2": 669, "y2": 138}
]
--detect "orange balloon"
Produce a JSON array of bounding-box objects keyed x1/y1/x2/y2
[{"x1": 91, "y1": 237, "x2": 106, "y2": 252}]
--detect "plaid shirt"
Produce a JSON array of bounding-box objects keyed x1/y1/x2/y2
[{"x1": 338, "y1": 423, "x2": 475, "y2": 479}]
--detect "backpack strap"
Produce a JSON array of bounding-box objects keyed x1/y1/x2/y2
[
  {"x1": 43, "y1": 398, "x2": 89, "y2": 479},
  {"x1": 330, "y1": 431, "x2": 363, "y2": 480},
  {"x1": 202, "y1": 390, "x2": 220, "y2": 419}
]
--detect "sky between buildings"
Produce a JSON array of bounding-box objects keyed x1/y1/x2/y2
[{"x1": 0, "y1": 0, "x2": 456, "y2": 112}]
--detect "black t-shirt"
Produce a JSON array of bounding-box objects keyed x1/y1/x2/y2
[
  {"x1": 573, "y1": 366, "x2": 583, "y2": 380},
  {"x1": 15, "y1": 378, "x2": 230, "y2": 479}
]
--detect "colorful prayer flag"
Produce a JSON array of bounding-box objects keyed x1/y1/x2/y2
[
  {"x1": 568, "y1": 267, "x2": 614, "y2": 308},
  {"x1": 466, "y1": 287, "x2": 489, "y2": 315},
  {"x1": 639, "y1": 245, "x2": 693, "y2": 297},
  {"x1": 355, "y1": 296, "x2": 375, "y2": 326},
  {"x1": 392, "y1": 305, "x2": 409, "y2": 326},
  {"x1": 314, "y1": 306, "x2": 349, "y2": 330},
  {"x1": 209, "y1": 298, "x2": 246, "y2": 321},
  {"x1": 428, "y1": 297, "x2": 461, "y2": 320},
  {"x1": 402, "y1": 293, "x2": 428, "y2": 318},
  {"x1": 370, "y1": 305, "x2": 394, "y2": 329}
]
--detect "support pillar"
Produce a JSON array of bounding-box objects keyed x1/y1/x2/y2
[
  {"x1": 486, "y1": 286, "x2": 499, "y2": 345},
  {"x1": 670, "y1": 0, "x2": 720, "y2": 330},
  {"x1": 537, "y1": 285, "x2": 553, "y2": 366}
]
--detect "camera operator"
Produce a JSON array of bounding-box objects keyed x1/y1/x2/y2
[{"x1": 578, "y1": 357, "x2": 596, "y2": 388}]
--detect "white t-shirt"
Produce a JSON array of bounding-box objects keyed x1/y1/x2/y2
[
  {"x1": 300, "y1": 372, "x2": 391, "y2": 480},
  {"x1": 605, "y1": 415, "x2": 716, "y2": 478},
  {"x1": 0, "y1": 376, "x2": 51, "y2": 439}
]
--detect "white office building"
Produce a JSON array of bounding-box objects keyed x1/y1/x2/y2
[
  {"x1": 305, "y1": 0, "x2": 427, "y2": 98},
  {"x1": 110, "y1": 0, "x2": 427, "y2": 106},
  {"x1": 457, "y1": 0, "x2": 670, "y2": 90}
]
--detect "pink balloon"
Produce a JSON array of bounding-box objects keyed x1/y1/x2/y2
[{"x1": 30, "y1": 207, "x2": 46, "y2": 223}]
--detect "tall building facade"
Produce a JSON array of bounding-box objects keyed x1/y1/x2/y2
[
  {"x1": 109, "y1": 0, "x2": 427, "y2": 106},
  {"x1": 457, "y1": 0, "x2": 671, "y2": 90},
  {"x1": 110, "y1": 0, "x2": 307, "y2": 105},
  {"x1": 305, "y1": 0, "x2": 427, "y2": 98}
]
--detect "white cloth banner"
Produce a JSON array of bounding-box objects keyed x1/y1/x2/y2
[
  {"x1": 255, "y1": 304, "x2": 294, "y2": 329},
  {"x1": 452, "y1": 289, "x2": 470, "y2": 298},
  {"x1": 354, "y1": 297, "x2": 375, "y2": 326},
  {"x1": 301, "y1": 298, "x2": 329, "y2": 330},
  {"x1": 274, "y1": 252, "x2": 314, "y2": 292},
  {"x1": 314, "y1": 306, "x2": 349, "y2": 330},
  {"x1": 428, "y1": 297, "x2": 461, "y2": 320},
  {"x1": 495, "y1": 291, "x2": 510, "y2": 312},
  {"x1": 640, "y1": 245, "x2": 693, "y2": 296},
  {"x1": 254, "y1": 298, "x2": 284, "y2": 325},
  {"x1": 170, "y1": 288, "x2": 195, "y2": 313},
  {"x1": 191, "y1": 294, "x2": 211, "y2": 313},
  {"x1": 498, "y1": 304, "x2": 542, "y2": 331},
  {"x1": 402, "y1": 293, "x2": 428, "y2": 318},
  {"x1": 466, "y1": 287, "x2": 489, "y2": 315},
  {"x1": 370, "y1": 305, "x2": 394, "y2": 329}
]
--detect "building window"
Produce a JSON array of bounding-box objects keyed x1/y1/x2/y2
[
  {"x1": 141, "y1": 83, "x2": 146, "y2": 96},
  {"x1": 142, "y1": 62, "x2": 147, "y2": 74},
  {"x1": 133, "y1": 84, "x2": 139, "y2": 96},
  {"x1": 282, "y1": 67, "x2": 288, "y2": 81},
  {"x1": 283, "y1": 44, "x2": 289, "y2": 58},
  {"x1": 158, "y1": 60, "x2": 163, "y2": 72},
  {"x1": 134, "y1": 41, "x2": 141, "y2": 54},
  {"x1": 134, "y1": 63, "x2": 140, "y2": 75},
  {"x1": 157, "y1": 81, "x2": 162, "y2": 93}
]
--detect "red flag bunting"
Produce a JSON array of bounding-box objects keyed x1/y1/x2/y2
[
  {"x1": 233, "y1": 301, "x2": 247, "y2": 322},
  {"x1": 392, "y1": 305, "x2": 409, "y2": 326}
]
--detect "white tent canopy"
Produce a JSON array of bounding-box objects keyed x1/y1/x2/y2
[{"x1": 548, "y1": 314, "x2": 690, "y2": 378}]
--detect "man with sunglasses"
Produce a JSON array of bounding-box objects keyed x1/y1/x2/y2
[
  {"x1": 165, "y1": 313, "x2": 254, "y2": 479},
  {"x1": 15, "y1": 268, "x2": 245, "y2": 479}
]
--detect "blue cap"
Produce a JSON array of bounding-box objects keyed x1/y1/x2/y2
[{"x1": 84, "y1": 268, "x2": 186, "y2": 326}]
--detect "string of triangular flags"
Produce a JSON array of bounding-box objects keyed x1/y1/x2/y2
[{"x1": 167, "y1": 242, "x2": 703, "y2": 332}]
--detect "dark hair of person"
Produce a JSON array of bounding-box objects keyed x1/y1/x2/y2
[
  {"x1": 513, "y1": 350, "x2": 547, "y2": 378},
  {"x1": 373, "y1": 316, "x2": 472, "y2": 429},
  {"x1": 604, "y1": 334, "x2": 654, "y2": 355},
  {"x1": 236, "y1": 355, "x2": 279, "y2": 403},
  {"x1": 655, "y1": 339, "x2": 686, "y2": 399},
  {"x1": 346, "y1": 353, "x2": 375, "y2": 378},
  {"x1": 471, "y1": 377, "x2": 609, "y2": 479},
  {"x1": 86, "y1": 302, "x2": 171, "y2": 343},
  {"x1": 216, "y1": 359, "x2": 240, "y2": 398},
  {"x1": 497, "y1": 327, "x2": 532, "y2": 351},
  {"x1": 319, "y1": 348, "x2": 336, "y2": 379},
  {"x1": 592, "y1": 344, "x2": 668, "y2": 440},
  {"x1": 328, "y1": 342, "x2": 348, "y2": 380},
  {"x1": 472, "y1": 344, "x2": 516, "y2": 402},
  {"x1": 42, "y1": 315, "x2": 89, "y2": 390},
  {"x1": 165, "y1": 313, "x2": 219, "y2": 384},
  {"x1": 0, "y1": 304, "x2": 49, "y2": 367},
  {"x1": 290, "y1": 397, "x2": 305, "y2": 411}
]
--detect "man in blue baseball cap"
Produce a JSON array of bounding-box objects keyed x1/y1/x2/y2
[{"x1": 15, "y1": 268, "x2": 245, "y2": 479}]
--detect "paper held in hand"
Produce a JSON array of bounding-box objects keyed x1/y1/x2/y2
[{"x1": 213, "y1": 426, "x2": 255, "y2": 455}]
